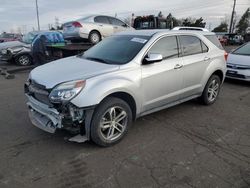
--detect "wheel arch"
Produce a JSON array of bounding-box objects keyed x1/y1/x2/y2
[
  {"x1": 89, "y1": 29, "x2": 102, "y2": 40},
  {"x1": 14, "y1": 52, "x2": 33, "y2": 60},
  {"x1": 212, "y1": 69, "x2": 224, "y2": 82},
  {"x1": 102, "y1": 91, "x2": 137, "y2": 121},
  {"x1": 14, "y1": 53, "x2": 33, "y2": 65}
]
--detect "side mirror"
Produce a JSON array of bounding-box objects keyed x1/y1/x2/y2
[{"x1": 143, "y1": 53, "x2": 163, "y2": 64}]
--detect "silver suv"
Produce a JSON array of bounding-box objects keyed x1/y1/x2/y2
[{"x1": 25, "y1": 30, "x2": 227, "y2": 146}]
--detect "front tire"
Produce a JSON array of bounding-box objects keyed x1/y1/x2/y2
[
  {"x1": 15, "y1": 54, "x2": 32, "y2": 66},
  {"x1": 91, "y1": 97, "x2": 132, "y2": 147},
  {"x1": 200, "y1": 75, "x2": 221, "y2": 105}
]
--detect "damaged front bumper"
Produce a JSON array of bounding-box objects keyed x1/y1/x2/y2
[
  {"x1": 26, "y1": 94, "x2": 63, "y2": 133},
  {"x1": 26, "y1": 94, "x2": 95, "y2": 141}
]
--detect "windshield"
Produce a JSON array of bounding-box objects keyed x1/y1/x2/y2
[
  {"x1": 233, "y1": 43, "x2": 250, "y2": 56},
  {"x1": 82, "y1": 35, "x2": 150, "y2": 65},
  {"x1": 22, "y1": 32, "x2": 37, "y2": 44}
]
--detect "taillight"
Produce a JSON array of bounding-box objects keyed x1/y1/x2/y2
[
  {"x1": 224, "y1": 52, "x2": 228, "y2": 62},
  {"x1": 72, "y1": 22, "x2": 82, "y2": 28}
]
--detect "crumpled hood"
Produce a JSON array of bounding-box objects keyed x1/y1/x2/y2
[
  {"x1": 30, "y1": 56, "x2": 120, "y2": 89},
  {"x1": 227, "y1": 53, "x2": 250, "y2": 66},
  {"x1": 0, "y1": 41, "x2": 26, "y2": 50}
]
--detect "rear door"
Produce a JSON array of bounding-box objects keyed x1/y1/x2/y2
[
  {"x1": 94, "y1": 16, "x2": 114, "y2": 37},
  {"x1": 141, "y1": 35, "x2": 184, "y2": 112},
  {"x1": 178, "y1": 35, "x2": 210, "y2": 99}
]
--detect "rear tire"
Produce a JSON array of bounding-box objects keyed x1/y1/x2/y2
[
  {"x1": 15, "y1": 54, "x2": 32, "y2": 66},
  {"x1": 91, "y1": 97, "x2": 132, "y2": 147},
  {"x1": 88, "y1": 31, "x2": 101, "y2": 44},
  {"x1": 200, "y1": 75, "x2": 221, "y2": 105}
]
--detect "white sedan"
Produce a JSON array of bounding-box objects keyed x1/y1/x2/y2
[
  {"x1": 226, "y1": 42, "x2": 250, "y2": 81},
  {"x1": 63, "y1": 15, "x2": 133, "y2": 44}
]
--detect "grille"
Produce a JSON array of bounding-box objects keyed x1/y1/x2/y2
[
  {"x1": 29, "y1": 80, "x2": 52, "y2": 106},
  {"x1": 227, "y1": 64, "x2": 250, "y2": 70},
  {"x1": 226, "y1": 73, "x2": 246, "y2": 79}
]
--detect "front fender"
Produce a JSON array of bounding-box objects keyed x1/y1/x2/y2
[
  {"x1": 13, "y1": 49, "x2": 32, "y2": 59},
  {"x1": 71, "y1": 70, "x2": 142, "y2": 113}
]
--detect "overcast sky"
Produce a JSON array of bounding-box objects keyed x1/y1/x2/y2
[{"x1": 0, "y1": 0, "x2": 249, "y2": 33}]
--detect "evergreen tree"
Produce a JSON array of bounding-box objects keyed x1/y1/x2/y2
[
  {"x1": 212, "y1": 22, "x2": 228, "y2": 32},
  {"x1": 236, "y1": 8, "x2": 250, "y2": 34}
]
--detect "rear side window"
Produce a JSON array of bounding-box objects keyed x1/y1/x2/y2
[
  {"x1": 201, "y1": 41, "x2": 209, "y2": 53},
  {"x1": 179, "y1": 35, "x2": 203, "y2": 56},
  {"x1": 148, "y1": 36, "x2": 179, "y2": 59},
  {"x1": 94, "y1": 16, "x2": 110, "y2": 24},
  {"x1": 204, "y1": 35, "x2": 224, "y2": 50},
  {"x1": 108, "y1": 17, "x2": 125, "y2": 26}
]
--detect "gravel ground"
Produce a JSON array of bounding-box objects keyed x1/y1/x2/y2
[{"x1": 0, "y1": 45, "x2": 249, "y2": 188}]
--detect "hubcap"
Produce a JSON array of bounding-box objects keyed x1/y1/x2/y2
[
  {"x1": 19, "y1": 55, "x2": 29, "y2": 65},
  {"x1": 91, "y1": 33, "x2": 100, "y2": 43},
  {"x1": 100, "y1": 106, "x2": 127, "y2": 141},
  {"x1": 207, "y1": 79, "x2": 219, "y2": 102}
]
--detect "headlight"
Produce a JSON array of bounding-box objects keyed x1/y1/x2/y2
[
  {"x1": 1, "y1": 49, "x2": 7, "y2": 54},
  {"x1": 49, "y1": 80, "x2": 86, "y2": 103}
]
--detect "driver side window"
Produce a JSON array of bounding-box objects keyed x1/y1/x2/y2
[{"x1": 148, "y1": 36, "x2": 179, "y2": 60}]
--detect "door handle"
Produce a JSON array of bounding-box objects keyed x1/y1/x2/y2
[
  {"x1": 174, "y1": 64, "x2": 183, "y2": 69},
  {"x1": 99, "y1": 24, "x2": 103, "y2": 27},
  {"x1": 114, "y1": 26, "x2": 118, "y2": 29},
  {"x1": 204, "y1": 57, "x2": 211, "y2": 61}
]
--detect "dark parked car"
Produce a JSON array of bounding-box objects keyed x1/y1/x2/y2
[{"x1": 0, "y1": 31, "x2": 64, "y2": 66}]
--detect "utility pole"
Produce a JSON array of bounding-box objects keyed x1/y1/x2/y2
[
  {"x1": 35, "y1": 0, "x2": 40, "y2": 31},
  {"x1": 55, "y1": 17, "x2": 59, "y2": 29},
  {"x1": 229, "y1": 0, "x2": 236, "y2": 33}
]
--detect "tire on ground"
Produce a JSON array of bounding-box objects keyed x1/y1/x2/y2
[
  {"x1": 200, "y1": 74, "x2": 221, "y2": 105},
  {"x1": 90, "y1": 97, "x2": 132, "y2": 147},
  {"x1": 15, "y1": 54, "x2": 32, "y2": 66}
]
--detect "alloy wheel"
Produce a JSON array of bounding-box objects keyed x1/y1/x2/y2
[
  {"x1": 207, "y1": 79, "x2": 219, "y2": 102},
  {"x1": 90, "y1": 33, "x2": 100, "y2": 43},
  {"x1": 18, "y1": 55, "x2": 30, "y2": 66},
  {"x1": 100, "y1": 106, "x2": 128, "y2": 141}
]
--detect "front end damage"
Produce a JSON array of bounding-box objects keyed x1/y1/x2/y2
[{"x1": 24, "y1": 80, "x2": 94, "y2": 143}]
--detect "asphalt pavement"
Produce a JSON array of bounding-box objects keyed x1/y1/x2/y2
[{"x1": 0, "y1": 46, "x2": 249, "y2": 188}]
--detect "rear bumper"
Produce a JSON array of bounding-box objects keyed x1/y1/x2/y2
[
  {"x1": 63, "y1": 31, "x2": 89, "y2": 40},
  {"x1": 26, "y1": 94, "x2": 62, "y2": 133},
  {"x1": 63, "y1": 32, "x2": 81, "y2": 39}
]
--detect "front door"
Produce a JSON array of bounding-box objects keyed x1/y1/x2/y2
[{"x1": 141, "y1": 35, "x2": 184, "y2": 112}]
